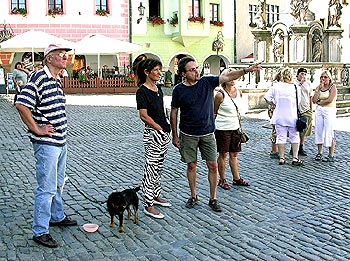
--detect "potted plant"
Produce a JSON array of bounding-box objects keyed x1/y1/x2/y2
[
  {"x1": 11, "y1": 7, "x2": 27, "y2": 17},
  {"x1": 96, "y1": 9, "x2": 109, "y2": 16},
  {"x1": 164, "y1": 70, "x2": 172, "y2": 87},
  {"x1": 169, "y1": 14, "x2": 178, "y2": 27},
  {"x1": 48, "y1": 7, "x2": 64, "y2": 17},
  {"x1": 148, "y1": 16, "x2": 165, "y2": 26}
]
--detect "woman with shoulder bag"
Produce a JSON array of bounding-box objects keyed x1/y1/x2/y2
[
  {"x1": 264, "y1": 67, "x2": 303, "y2": 166},
  {"x1": 214, "y1": 69, "x2": 250, "y2": 190}
]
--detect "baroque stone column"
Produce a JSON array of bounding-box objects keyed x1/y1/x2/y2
[
  {"x1": 289, "y1": 25, "x2": 309, "y2": 63},
  {"x1": 324, "y1": 28, "x2": 343, "y2": 62}
]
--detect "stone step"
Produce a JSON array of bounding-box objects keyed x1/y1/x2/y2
[
  {"x1": 337, "y1": 93, "x2": 350, "y2": 101},
  {"x1": 336, "y1": 107, "x2": 350, "y2": 115},
  {"x1": 336, "y1": 100, "x2": 350, "y2": 108},
  {"x1": 336, "y1": 112, "x2": 350, "y2": 118},
  {"x1": 337, "y1": 87, "x2": 350, "y2": 94}
]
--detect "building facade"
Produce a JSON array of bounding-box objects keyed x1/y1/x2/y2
[
  {"x1": 0, "y1": 0, "x2": 130, "y2": 76},
  {"x1": 1, "y1": 0, "x2": 349, "y2": 83}
]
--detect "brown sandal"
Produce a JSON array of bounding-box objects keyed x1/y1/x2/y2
[
  {"x1": 218, "y1": 179, "x2": 231, "y2": 190},
  {"x1": 232, "y1": 178, "x2": 250, "y2": 186}
]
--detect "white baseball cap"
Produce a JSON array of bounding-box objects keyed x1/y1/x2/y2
[{"x1": 44, "y1": 44, "x2": 72, "y2": 57}]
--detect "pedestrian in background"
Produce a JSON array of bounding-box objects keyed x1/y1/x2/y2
[
  {"x1": 170, "y1": 57, "x2": 261, "y2": 212},
  {"x1": 15, "y1": 44, "x2": 77, "y2": 248},
  {"x1": 214, "y1": 72, "x2": 250, "y2": 190},
  {"x1": 266, "y1": 68, "x2": 282, "y2": 159},
  {"x1": 12, "y1": 62, "x2": 29, "y2": 104},
  {"x1": 293, "y1": 68, "x2": 313, "y2": 156},
  {"x1": 264, "y1": 67, "x2": 304, "y2": 166},
  {"x1": 312, "y1": 70, "x2": 337, "y2": 162},
  {"x1": 135, "y1": 58, "x2": 171, "y2": 219}
]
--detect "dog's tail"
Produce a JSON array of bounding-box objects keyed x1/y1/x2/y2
[{"x1": 134, "y1": 186, "x2": 141, "y2": 192}]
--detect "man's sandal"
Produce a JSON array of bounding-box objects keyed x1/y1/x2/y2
[
  {"x1": 218, "y1": 179, "x2": 231, "y2": 190},
  {"x1": 279, "y1": 157, "x2": 285, "y2": 165},
  {"x1": 232, "y1": 178, "x2": 250, "y2": 186},
  {"x1": 292, "y1": 157, "x2": 304, "y2": 166}
]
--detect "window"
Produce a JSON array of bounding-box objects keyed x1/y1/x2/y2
[
  {"x1": 248, "y1": 4, "x2": 257, "y2": 24},
  {"x1": 148, "y1": 0, "x2": 160, "y2": 17},
  {"x1": 188, "y1": 0, "x2": 200, "y2": 17},
  {"x1": 249, "y1": 4, "x2": 279, "y2": 26},
  {"x1": 96, "y1": 0, "x2": 108, "y2": 11},
  {"x1": 266, "y1": 4, "x2": 279, "y2": 26},
  {"x1": 209, "y1": 3, "x2": 219, "y2": 21},
  {"x1": 11, "y1": 0, "x2": 26, "y2": 9},
  {"x1": 48, "y1": 0, "x2": 63, "y2": 10}
]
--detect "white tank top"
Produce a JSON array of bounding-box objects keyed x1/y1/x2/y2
[{"x1": 215, "y1": 88, "x2": 240, "y2": 130}]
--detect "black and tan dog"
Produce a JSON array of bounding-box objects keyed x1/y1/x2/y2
[{"x1": 107, "y1": 186, "x2": 140, "y2": 233}]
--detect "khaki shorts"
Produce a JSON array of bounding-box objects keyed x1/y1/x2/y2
[
  {"x1": 179, "y1": 133, "x2": 217, "y2": 163},
  {"x1": 300, "y1": 109, "x2": 313, "y2": 137}
]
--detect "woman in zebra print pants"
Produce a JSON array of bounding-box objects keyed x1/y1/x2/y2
[{"x1": 135, "y1": 59, "x2": 171, "y2": 219}]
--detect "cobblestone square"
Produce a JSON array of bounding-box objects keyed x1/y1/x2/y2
[{"x1": 1, "y1": 95, "x2": 350, "y2": 261}]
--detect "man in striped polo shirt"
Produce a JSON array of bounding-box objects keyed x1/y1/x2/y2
[{"x1": 16, "y1": 44, "x2": 77, "y2": 248}]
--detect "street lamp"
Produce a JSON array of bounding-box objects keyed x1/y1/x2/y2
[{"x1": 137, "y1": 2, "x2": 145, "y2": 24}]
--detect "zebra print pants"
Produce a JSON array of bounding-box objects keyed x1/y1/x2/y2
[{"x1": 142, "y1": 128, "x2": 170, "y2": 208}]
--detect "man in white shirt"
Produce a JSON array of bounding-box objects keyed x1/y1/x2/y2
[{"x1": 294, "y1": 68, "x2": 313, "y2": 156}]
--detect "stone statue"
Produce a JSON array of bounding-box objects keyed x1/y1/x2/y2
[
  {"x1": 328, "y1": 0, "x2": 342, "y2": 28},
  {"x1": 290, "y1": 0, "x2": 315, "y2": 24},
  {"x1": 254, "y1": 0, "x2": 266, "y2": 29},
  {"x1": 273, "y1": 30, "x2": 284, "y2": 63},
  {"x1": 312, "y1": 29, "x2": 323, "y2": 62}
]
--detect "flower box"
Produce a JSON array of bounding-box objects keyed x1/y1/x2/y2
[
  {"x1": 148, "y1": 16, "x2": 165, "y2": 26},
  {"x1": 11, "y1": 7, "x2": 27, "y2": 17},
  {"x1": 48, "y1": 8, "x2": 64, "y2": 17},
  {"x1": 188, "y1": 16, "x2": 205, "y2": 23},
  {"x1": 96, "y1": 9, "x2": 109, "y2": 16},
  {"x1": 210, "y1": 21, "x2": 224, "y2": 27}
]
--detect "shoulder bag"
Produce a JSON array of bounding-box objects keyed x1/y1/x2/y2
[
  {"x1": 294, "y1": 84, "x2": 308, "y2": 132},
  {"x1": 219, "y1": 88, "x2": 249, "y2": 143}
]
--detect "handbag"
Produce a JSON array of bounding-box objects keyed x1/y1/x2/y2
[
  {"x1": 219, "y1": 89, "x2": 249, "y2": 143},
  {"x1": 294, "y1": 84, "x2": 308, "y2": 132},
  {"x1": 240, "y1": 131, "x2": 249, "y2": 143}
]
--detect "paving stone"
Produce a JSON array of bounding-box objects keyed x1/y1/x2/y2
[{"x1": 1, "y1": 95, "x2": 350, "y2": 260}]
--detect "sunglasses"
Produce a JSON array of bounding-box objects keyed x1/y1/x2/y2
[
  {"x1": 186, "y1": 66, "x2": 199, "y2": 72},
  {"x1": 52, "y1": 53, "x2": 69, "y2": 59}
]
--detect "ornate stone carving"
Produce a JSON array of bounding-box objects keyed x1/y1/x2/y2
[
  {"x1": 290, "y1": 0, "x2": 315, "y2": 24},
  {"x1": 272, "y1": 30, "x2": 284, "y2": 62},
  {"x1": 254, "y1": 0, "x2": 266, "y2": 29},
  {"x1": 328, "y1": 0, "x2": 343, "y2": 28},
  {"x1": 312, "y1": 29, "x2": 323, "y2": 62}
]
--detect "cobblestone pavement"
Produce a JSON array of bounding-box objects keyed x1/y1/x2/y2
[{"x1": 1, "y1": 95, "x2": 350, "y2": 261}]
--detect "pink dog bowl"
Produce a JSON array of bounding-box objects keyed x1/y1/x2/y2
[{"x1": 83, "y1": 223, "x2": 99, "y2": 233}]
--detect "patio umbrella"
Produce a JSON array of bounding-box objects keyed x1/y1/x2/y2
[
  {"x1": 74, "y1": 34, "x2": 142, "y2": 77},
  {"x1": 0, "y1": 30, "x2": 75, "y2": 67}
]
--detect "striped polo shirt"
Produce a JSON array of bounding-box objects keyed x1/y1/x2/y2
[{"x1": 16, "y1": 66, "x2": 67, "y2": 146}]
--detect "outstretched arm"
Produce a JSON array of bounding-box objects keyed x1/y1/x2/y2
[{"x1": 219, "y1": 63, "x2": 262, "y2": 84}]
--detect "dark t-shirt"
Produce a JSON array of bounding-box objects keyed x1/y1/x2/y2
[
  {"x1": 136, "y1": 85, "x2": 170, "y2": 133},
  {"x1": 171, "y1": 76, "x2": 219, "y2": 136}
]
